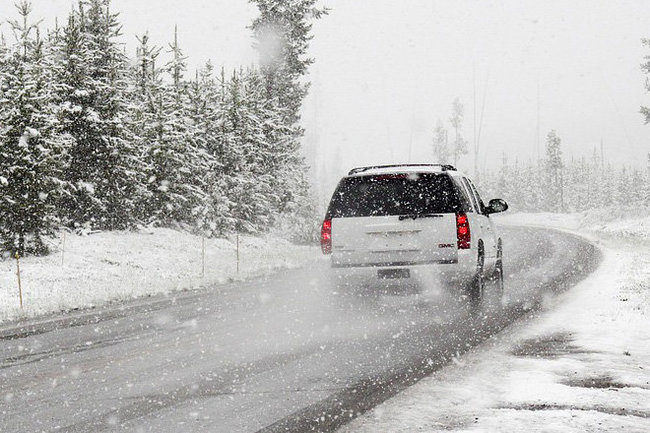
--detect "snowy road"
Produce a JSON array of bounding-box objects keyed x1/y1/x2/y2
[{"x1": 0, "y1": 226, "x2": 599, "y2": 433}]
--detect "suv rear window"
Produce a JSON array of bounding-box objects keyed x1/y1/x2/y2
[{"x1": 327, "y1": 173, "x2": 464, "y2": 218}]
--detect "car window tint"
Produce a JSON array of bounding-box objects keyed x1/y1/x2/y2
[
  {"x1": 327, "y1": 173, "x2": 464, "y2": 218},
  {"x1": 467, "y1": 179, "x2": 487, "y2": 214},
  {"x1": 459, "y1": 177, "x2": 479, "y2": 213}
]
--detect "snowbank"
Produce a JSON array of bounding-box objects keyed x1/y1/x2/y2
[
  {"x1": 0, "y1": 228, "x2": 319, "y2": 323},
  {"x1": 495, "y1": 206, "x2": 650, "y2": 242},
  {"x1": 340, "y1": 211, "x2": 650, "y2": 433}
]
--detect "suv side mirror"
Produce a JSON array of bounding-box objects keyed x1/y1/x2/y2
[{"x1": 486, "y1": 198, "x2": 508, "y2": 215}]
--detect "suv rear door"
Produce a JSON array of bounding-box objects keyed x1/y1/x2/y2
[{"x1": 326, "y1": 173, "x2": 465, "y2": 268}]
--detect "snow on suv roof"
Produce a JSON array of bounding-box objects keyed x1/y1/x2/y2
[{"x1": 347, "y1": 164, "x2": 459, "y2": 177}]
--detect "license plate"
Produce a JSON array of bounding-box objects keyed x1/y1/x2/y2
[{"x1": 378, "y1": 268, "x2": 410, "y2": 279}]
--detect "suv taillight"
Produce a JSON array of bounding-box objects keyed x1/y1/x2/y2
[
  {"x1": 321, "y1": 219, "x2": 332, "y2": 254},
  {"x1": 456, "y1": 212, "x2": 471, "y2": 249}
]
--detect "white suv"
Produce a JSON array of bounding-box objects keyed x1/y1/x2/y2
[{"x1": 320, "y1": 164, "x2": 508, "y2": 302}]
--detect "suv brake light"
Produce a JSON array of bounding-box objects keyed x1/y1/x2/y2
[
  {"x1": 456, "y1": 212, "x2": 471, "y2": 249},
  {"x1": 321, "y1": 219, "x2": 332, "y2": 254}
]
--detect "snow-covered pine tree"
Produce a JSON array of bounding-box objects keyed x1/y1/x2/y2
[
  {"x1": 564, "y1": 157, "x2": 583, "y2": 212},
  {"x1": 496, "y1": 153, "x2": 509, "y2": 203},
  {"x1": 544, "y1": 130, "x2": 564, "y2": 212},
  {"x1": 601, "y1": 163, "x2": 615, "y2": 206},
  {"x1": 641, "y1": 40, "x2": 650, "y2": 208},
  {"x1": 432, "y1": 119, "x2": 449, "y2": 163},
  {"x1": 250, "y1": 0, "x2": 327, "y2": 128},
  {"x1": 646, "y1": 153, "x2": 650, "y2": 207},
  {"x1": 249, "y1": 0, "x2": 327, "y2": 241},
  {"x1": 212, "y1": 67, "x2": 271, "y2": 234},
  {"x1": 523, "y1": 162, "x2": 542, "y2": 211},
  {"x1": 574, "y1": 157, "x2": 591, "y2": 211},
  {"x1": 53, "y1": 0, "x2": 140, "y2": 230},
  {"x1": 641, "y1": 38, "x2": 650, "y2": 123},
  {"x1": 237, "y1": 67, "x2": 278, "y2": 232},
  {"x1": 629, "y1": 167, "x2": 645, "y2": 206},
  {"x1": 0, "y1": 2, "x2": 68, "y2": 255},
  {"x1": 187, "y1": 62, "x2": 234, "y2": 235},
  {"x1": 614, "y1": 166, "x2": 630, "y2": 206},
  {"x1": 186, "y1": 65, "x2": 215, "y2": 233},
  {"x1": 584, "y1": 147, "x2": 601, "y2": 210},
  {"x1": 127, "y1": 32, "x2": 160, "y2": 222},
  {"x1": 508, "y1": 159, "x2": 524, "y2": 210},
  {"x1": 222, "y1": 69, "x2": 259, "y2": 234},
  {"x1": 134, "y1": 27, "x2": 208, "y2": 228},
  {"x1": 132, "y1": 33, "x2": 161, "y2": 98},
  {"x1": 449, "y1": 98, "x2": 468, "y2": 166}
]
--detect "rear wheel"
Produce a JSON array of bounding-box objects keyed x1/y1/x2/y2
[
  {"x1": 493, "y1": 241, "x2": 505, "y2": 302},
  {"x1": 468, "y1": 243, "x2": 485, "y2": 306}
]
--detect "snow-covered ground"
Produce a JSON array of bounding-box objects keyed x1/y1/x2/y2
[
  {"x1": 0, "y1": 228, "x2": 319, "y2": 323},
  {"x1": 496, "y1": 207, "x2": 650, "y2": 242},
  {"x1": 340, "y1": 209, "x2": 650, "y2": 433}
]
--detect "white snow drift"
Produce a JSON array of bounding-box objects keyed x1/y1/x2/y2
[{"x1": 0, "y1": 228, "x2": 319, "y2": 323}]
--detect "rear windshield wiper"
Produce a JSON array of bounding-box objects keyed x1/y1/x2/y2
[{"x1": 398, "y1": 213, "x2": 443, "y2": 221}]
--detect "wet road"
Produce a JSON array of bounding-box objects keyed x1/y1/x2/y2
[{"x1": 0, "y1": 226, "x2": 600, "y2": 433}]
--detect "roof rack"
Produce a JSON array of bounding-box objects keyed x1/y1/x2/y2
[{"x1": 347, "y1": 164, "x2": 457, "y2": 176}]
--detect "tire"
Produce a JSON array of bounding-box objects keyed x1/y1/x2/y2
[
  {"x1": 468, "y1": 243, "x2": 485, "y2": 306},
  {"x1": 493, "y1": 240, "x2": 504, "y2": 303}
]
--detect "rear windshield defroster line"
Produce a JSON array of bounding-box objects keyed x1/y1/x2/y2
[{"x1": 326, "y1": 173, "x2": 464, "y2": 218}]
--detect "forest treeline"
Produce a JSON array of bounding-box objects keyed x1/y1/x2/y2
[
  {"x1": 0, "y1": 0, "x2": 325, "y2": 255},
  {"x1": 430, "y1": 99, "x2": 650, "y2": 214},
  {"x1": 475, "y1": 131, "x2": 650, "y2": 213}
]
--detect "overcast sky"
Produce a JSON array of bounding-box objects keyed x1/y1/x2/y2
[{"x1": 1, "y1": 0, "x2": 649, "y2": 195}]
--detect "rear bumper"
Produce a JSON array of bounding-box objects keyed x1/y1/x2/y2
[
  {"x1": 332, "y1": 258, "x2": 457, "y2": 268},
  {"x1": 330, "y1": 250, "x2": 476, "y2": 287}
]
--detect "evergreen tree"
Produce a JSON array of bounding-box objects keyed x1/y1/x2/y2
[
  {"x1": 523, "y1": 163, "x2": 543, "y2": 211},
  {"x1": 250, "y1": 0, "x2": 327, "y2": 240},
  {"x1": 629, "y1": 168, "x2": 645, "y2": 205},
  {"x1": 218, "y1": 69, "x2": 251, "y2": 232},
  {"x1": 449, "y1": 98, "x2": 468, "y2": 166},
  {"x1": 127, "y1": 32, "x2": 161, "y2": 222},
  {"x1": 211, "y1": 68, "x2": 278, "y2": 234},
  {"x1": 142, "y1": 28, "x2": 207, "y2": 227},
  {"x1": 508, "y1": 159, "x2": 524, "y2": 210},
  {"x1": 544, "y1": 130, "x2": 564, "y2": 212},
  {"x1": 646, "y1": 154, "x2": 650, "y2": 206},
  {"x1": 432, "y1": 119, "x2": 449, "y2": 163},
  {"x1": 586, "y1": 147, "x2": 603, "y2": 209},
  {"x1": 133, "y1": 33, "x2": 161, "y2": 96},
  {"x1": 575, "y1": 157, "x2": 590, "y2": 211},
  {"x1": 0, "y1": 2, "x2": 68, "y2": 255},
  {"x1": 237, "y1": 68, "x2": 278, "y2": 232},
  {"x1": 53, "y1": 0, "x2": 140, "y2": 230},
  {"x1": 641, "y1": 38, "x2": 650, "y2": 124},
  {"x1": 250, "y1": 0, "x2": 327, "y2": 126},
  {"x1": 601, "y1": 163, "x2": 615, "y2": 206},
  {"x1": 187, "y1": 62, "x2": 234, "y2": 236},
  {"x1": 497, "y1": 153, "x2": 509, "y2": 201}
]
